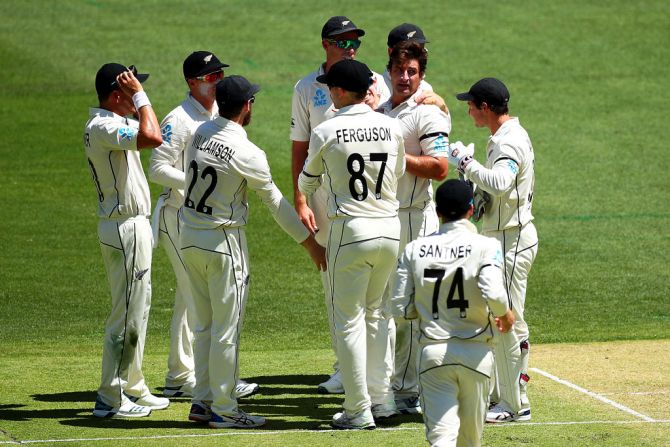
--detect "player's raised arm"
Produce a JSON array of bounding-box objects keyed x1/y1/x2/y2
[{"x1": 116, "y1": 69, "x2": 162, "y2": 149}]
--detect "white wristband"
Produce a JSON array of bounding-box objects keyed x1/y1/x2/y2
[{"x1": 132, "y1": 91, "x2": 151, "y2": 110}]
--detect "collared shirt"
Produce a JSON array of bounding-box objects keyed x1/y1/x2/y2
[
  {"x1": 464, "y1": 118, "x2": 535, "y2": 232},
  {"x1": 379, "y1": 89, "x2": 451, "y2": 209},
  {"x1": 391, "y1": 219, "x2": 509, "y2": 344},
  {"x1": 290, "y1": 64, "x2": 391, "y2": 142},
  {"x1": 83, "y1": 108, "x2": 151, "y2": 219},
  {"x1": 298, "y1": 103, "x2": 405, "y2": 219},
  {"x1": 149, "y1": 93, "x2": 217, "y2": 209},
  {"x1": 180, "y1": 117, "x2": 308, "y2": 243}
]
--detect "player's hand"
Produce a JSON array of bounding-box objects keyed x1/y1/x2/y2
[
  {"x1": 415, "y1": 91, "x2": 449, "y2": 114},
  {"x1": 365, "y1": 78, "x2": 381, "y2": 110},
  {"x1": 448, "y1": 141, "x2": 475, "y2": 173},
  {"x1": 116, "y1": 68, "x2": 144, "y2": 97},
  {"x1": 473, "y1": 186, "x2": 491, "y2": 222},
  {"x1": 296, "y1": 201, "x2": 318, "y2": 235},
  {"x1": 301, "y1": 235, "x2": 327, "y2": 272},
  {"x1": 495, "y1": 310, "x2": 515, "y2": 333}
]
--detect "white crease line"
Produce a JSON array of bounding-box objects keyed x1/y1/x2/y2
[
  {"x1": 530, "y1": 367, "x2": 655, "y2": 422},
  {"x1": 1, "y1": 421, "x2": 670, "y2": 445},
  {"x1": 600, "y1": 391, "x2": 670, "y2": 396}
]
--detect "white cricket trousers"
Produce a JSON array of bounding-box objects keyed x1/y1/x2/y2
[
  {"x1": 157, "y1": 204, "x2": 195, "y2": 386},
  {"x1": 390, "y1": 205, "x2": 439, "y2": 399},
  {"x1": 419, "y1": 341, "x2": 493, "y2": 447},
  {"x1": 97, "y1": 216, "x2": 153, "y2": 406},
  {"x1": 327, "y1": 216, "x2": 400, "y2": 414},
  {"x1": 180, "y1": 225, "x2": 248, "y2": 417},
  {"x1": 485, "y1": 222, "x2": 538, "y2": 412}
]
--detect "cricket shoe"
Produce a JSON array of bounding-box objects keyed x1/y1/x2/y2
[
  {"x1": 395, "y1": 396, "x2": 422, "y2": 415},
  {"x1": 92, "y1": 395, "x2": 151, "y2": 418},
  {"x1": 317, "y1": 370, "x2": 344, "y2": 394},
  {"x1": 331, "y1": 408, "x2": 376, "y2": 430},
  {"x1": 208, "y1": 411, "x2": 266, "y2": 428},
  {"x1": 126, "y1": 393, "x2": 170, "y2": 410},
  {"x1": 163, "y1": 380, "x2": 195, "y2": 398},
  {"x1": 486, "y1": 403, "x2": 527, "y2": 423},
  {"x1": 235, "y1": 380, "x2": 260, "y2": 398},
  {"x1": 371, "y1": 402, "x2": 399, "y2": 421},
  {"x1": 188, "y1": 401, "x2": 212, "y2": 423}
]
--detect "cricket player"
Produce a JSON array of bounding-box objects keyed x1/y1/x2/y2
[
  {"x1": 298, "y1": 59, "x2": 405, "y2": 429},
  {"x1": 291, "y1": 15, "x2": 390, "y2": 394},
  {"x1": 449, "y1": 78, "x2": 538, "y2": 423},
  {"x1": 378, "y1": 39, "x2": 450, "y2": 415},
  {"x1": 392, "y1": 179, "x2": 515, "y2": 447},
  {"x1": 181, "y1": 75, "x2": 326, "y2": 429},
  {"x1": 382, "y1": 23, "x2": 433, "y2": 94},
  {"x1": 85, "y1": 63, "x2": 169, "y2": 417},
  {"x1": 149, "y1": 51, "x2": 259, "y2": 400}
]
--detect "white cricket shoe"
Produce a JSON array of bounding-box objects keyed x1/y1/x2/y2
[
  {"x1": 235, "y1": 380, "x2": 260, "y2": 398},
  {"x1": 486, "y1": 403, "x2": 528, "y2": 423},
  {"x1": 317, "y1": 370, "x2": 344, "y2": 394},
  {"x1": 371, "y1": 402, "x2": 399, "y2": 420},
  {"x1": 331, "y1": 408, "x2": 376, "y2": 430},
  {"x1": 126, "y1": 393, "x2": 170, "y2": 410},
  {"x1": 395, "y1": 395, "x2": 422, "y2": 414},
  {"x1": 208, "y1": 410, "x2": 266, "y2": 428},
  {"x1": 92, "y1": 395, "x2": 151, "y2": 418},
  {"x1": 163, "y1": 380, "x2": 195, "y2": 398}
]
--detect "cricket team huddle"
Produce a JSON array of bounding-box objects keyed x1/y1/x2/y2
[{"x1": 84, "y1": 15, "x2": 537, "y2": 447}]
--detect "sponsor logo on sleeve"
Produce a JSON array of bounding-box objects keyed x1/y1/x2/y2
[
  {"x1": 313, "y1": 89, "x2": 328, "y2": 107},
  {"x1": 118, "y1": 127, "x2": 136, "y2": 141},
  {"x1": 161, "y1": 123, "x2": 173, "y2": 143}
]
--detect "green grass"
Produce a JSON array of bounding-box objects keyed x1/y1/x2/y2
[{"x1": 1, "y1": 0, "x2": 669, "y2": 445}]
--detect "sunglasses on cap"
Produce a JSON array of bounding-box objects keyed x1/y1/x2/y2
[
  {"x1": 328, "y1": 39, "x2": 361, "y2": 50},
  {"x1": 195, "y1": 70, "x2": 224, "y2": 83}
]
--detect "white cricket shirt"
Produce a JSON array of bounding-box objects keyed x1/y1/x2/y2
[
  {"x1": 463, "y1": 118, "x2": 535, "y2": 232},
  {"x1": 298, "y1": 103, "x2": 405, "y2": 219},
  {"x1": 379, "y1": 90, "x2": 450, "y2": 210},
  {"x1": 83, "y1": 108, "x2": 151, "y2": 219},
  {"x1": 290, "y1": 64, "x2": 390, "y2": 142},
  {"x1": 392, "y1": 219, "x2": 509, "y2": 344},
  {"x1": 149, "y1": 93, "x2": 217, "y2": 209},
  {"x1": 180, "y1": 117, "x2": 308, "y2": 243}
]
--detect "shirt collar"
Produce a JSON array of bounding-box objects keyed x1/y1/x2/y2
[
  {"x1": 439, "y1": 219, "x2": 478, "y2": 234},
  {"x1": 380, "y1": 88, "x2": 424, "y2": 114},
  {"x1": 335, "y1": 103, "x2": 373, "y2": 116},
  {"x1": 185, "y1": 93, "x2": 216, "y2": 117},
  {"x1": 490, "y1": 117, "x2": 519, "y2": 143},
  {"x1": 213, "y1": 115, "x2": 247, "y2": 137},
  {"x1": 89, "y1": 107, "x2": 127, "y2": 121}
]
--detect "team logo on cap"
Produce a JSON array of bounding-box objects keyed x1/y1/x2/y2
[
  {"x1": 342, "y1": 20, "x2": 350, "y2": 26},
  {"x1": 204, "y1": 54, "x2": 212, "y2": 63},
  {"x1": 407, "y1": 31, "x2": 416, "y2": 38}
]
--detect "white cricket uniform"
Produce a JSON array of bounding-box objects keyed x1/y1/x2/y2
[
  {"x1": 181, "y1": 116, "x2": 308, "y2": 417},
  {"x1": 392, "y1": 220, "x2": 509, "y2": 447},
  {"x1": 382, "y1": 69, "x2": 433, "y2": 96},
  {"x1": 461, "y1": 117, "x2": 538, "y2": 413},
  {"x1": 291, "y1": 65, "x2": 391, "y2": 375},
  {"x1": 379, "y1": 91, "x2": 451, "y2": 400},
  {"x1": 298, "y1": 103, "x2": 405, "y2": 415},
  {"x1": 149, "y1": 93, "x2": 217, "y2": 389},
  {"x1": 84, "y1": 108, "x2": 154, "y2": 407}
]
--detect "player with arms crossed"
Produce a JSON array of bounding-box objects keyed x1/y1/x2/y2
[
  {"x1": 378, "y1": 39, "x2": 450, "y2": 416},
  {"x1": 392, "y1": 179, "x2": 515, "y2": 446},
  {"x1": 85, "y1": 63, "x2": 169, "y2": 417},
  {"x1": 299, "y1": 59, "x2": 405, "y2": 429},
  {"x1": 181, "y1": 76, "x2": 326, "y2": 428},
  {"x1": 291, "y1": 16, "x2": 391, "y2": 394},
  {"x1": 449, "y1": 78, "x2": 538, "y2": 423},
  {"x1": 149, "y1": 51, "x2": 259, "y2": 400}
]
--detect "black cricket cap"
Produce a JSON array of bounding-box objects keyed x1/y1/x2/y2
[
  {"x1": 316, "y1": 59, "x2": 373, "y2": 92},
  {"x1": 95, "y1": 63, "x2": 149, "y2": 99},
  {"x1": 387, "y1": 23, "x2": 428, "y2": 48},
  {"x1": 456, "y1": 77, "x2": 510, "y2": 107},
  {"x1": 216, "y1": 75, "x2": 260, "y2": 106},
  {"x1": 183, "y1": 51, "x2": 229, "y2": 79},
  {"x1": 321, "y1": 16, "x2": 365, "y2": 38},
  {"x1": 435, "y1": 179, "x2": 474, "y2": 220}
]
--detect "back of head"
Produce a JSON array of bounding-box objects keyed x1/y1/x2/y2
[
  {"x1": 316, "y1": 59, "x2": 372, "y2": 98},
  {"x1": 215, "y1": 75, "x2": 260, "y2": 119},
  {"x1": 435, "y1": 180, "x2": 474, "y2": 222},
  {"x1": 387, "y1": 40, "x2": 428, "y2": 74}
]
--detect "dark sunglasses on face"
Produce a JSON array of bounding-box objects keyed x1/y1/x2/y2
[
  {"x1": 328, "y1": 39, "x2": 361, "y2": 50},
  {"x1": 195, "y1": 71, "x2": 224, "y2": 83}
]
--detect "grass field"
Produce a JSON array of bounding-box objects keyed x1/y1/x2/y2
[{"x1": 1, "y1": 0, "x2": 669, "y2": 445}]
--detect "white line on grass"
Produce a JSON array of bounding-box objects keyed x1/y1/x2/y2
[
  {"x1": 1, "y1": 421, "x2": 670, "y2": 445},
  {"x1": 530, "y1": 367, "x2": 656, "y2": 421}
]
